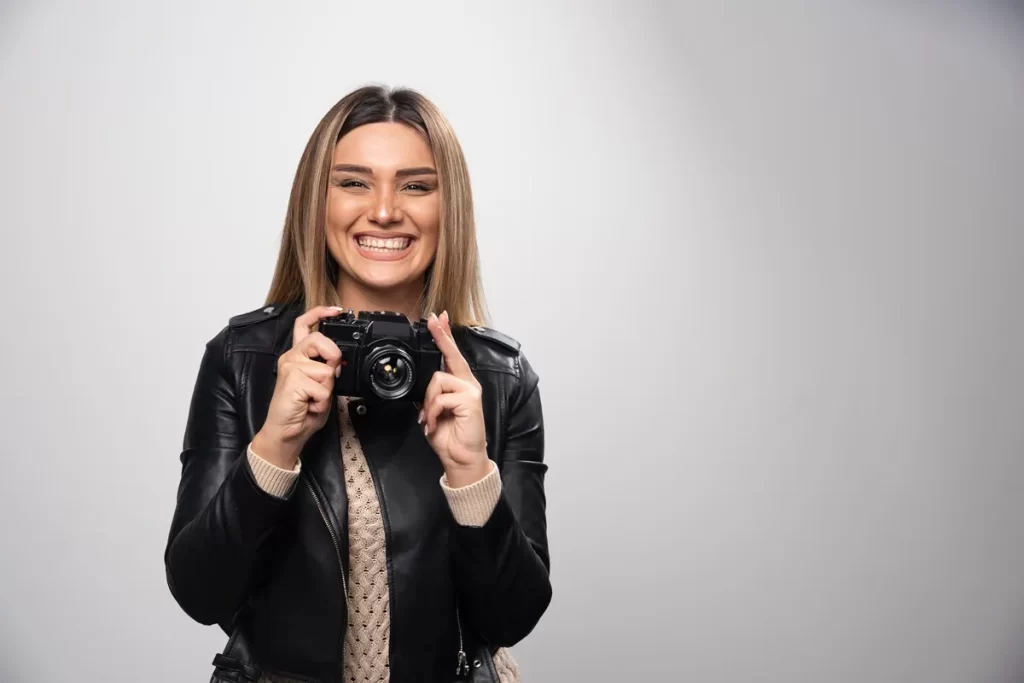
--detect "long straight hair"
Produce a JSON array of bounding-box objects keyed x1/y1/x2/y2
[{"x1": 265, "y1": 85, "x2": 489, "y2": 326}]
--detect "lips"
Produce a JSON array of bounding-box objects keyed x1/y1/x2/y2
[{"x1": 352, "y1": 233, "x2": 415, "y2": 262}]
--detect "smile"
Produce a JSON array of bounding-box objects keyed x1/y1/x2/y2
[{"x1": 354, "y1": 235, "x2": 415, "y2": 261}]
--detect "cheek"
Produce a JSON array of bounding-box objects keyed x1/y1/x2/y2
[
  {"x1": 326, "y1": 193, "x2": 361, "y2": 233},
  {"x1": 410, "y1": 201, "x2": 440, "y2": 245}
]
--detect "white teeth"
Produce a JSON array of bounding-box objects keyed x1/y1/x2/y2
[{"x1": 356, "y1": 236, "x2": 411, "y2": 251}]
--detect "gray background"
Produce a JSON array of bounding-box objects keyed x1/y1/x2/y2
[{"x1": 1, "y1": 2, "x2": 1022, "y2": 681}]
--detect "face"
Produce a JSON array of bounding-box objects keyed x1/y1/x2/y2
[{"x1": 326, "y1": 121, "x2": 440, "y2": 297}]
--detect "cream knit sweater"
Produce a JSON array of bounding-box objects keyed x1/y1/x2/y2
[{"x1": 247, "y1": 397, "x2": 521, "y2": 682}]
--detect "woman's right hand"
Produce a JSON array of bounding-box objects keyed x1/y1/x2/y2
[{"x1": 251, "y1": 306, "x2": 345, "y2": 469}]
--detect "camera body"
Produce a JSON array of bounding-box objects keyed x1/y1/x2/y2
[{"x1": 319, "y1": 310, "x2": 442, "y2": 403}]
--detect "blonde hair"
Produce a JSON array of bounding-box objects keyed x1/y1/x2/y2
[{"x1": 265, "y1": 85, "x2": 489, "y2": 326}]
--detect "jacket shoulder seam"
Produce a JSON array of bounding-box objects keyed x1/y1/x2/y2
[
  {"x1": 464, "y1": 325, "x2": 521, "y2": 354},
  {"x1": 226, "y1": 343, "x2": 280, "y2": 356},
  {"x1": 468, "y1": 362, "x2": 518, "y2": 377},
  {"x1": 228, "y1": 303, "x2": 287, "y2": 330}
]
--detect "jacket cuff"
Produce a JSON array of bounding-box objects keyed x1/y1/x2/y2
[
  {"x1": 246, "y1": 443, "x2": 301, "y2": 499},
  {"x1": 440, "y1": 460, "x2": 501, "y2": 527}
]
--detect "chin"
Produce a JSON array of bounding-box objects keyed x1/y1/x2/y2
[
  {"x1": 344, "y1": 259, "x2": 428, "y2": 293},
  {"x1": 357, "y1": 272, "x2": 421, "y2": 292}
]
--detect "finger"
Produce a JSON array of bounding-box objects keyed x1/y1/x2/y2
[
  {"x1": 281, "y1": 358, "x2": 335, "y2": 386},
  {"x1": 420, "y1": 370, "x2": 465, "y2": 428},
  {"x1": 421, "y1": 370, "x2": 445, "y2": 425},
  {"x1": 422, "y1": 372, "x2": 476, "y2": 433},
  {"x1": 438, "y1": 312, "x2": 475, "y2": 384},
  {"x1": 307, "y1": 392, "x2": 333, "y2": 417},
  {"x1": 296, "y1": 332, "x2": 343, "y2": 368},
  {"x1": 303, "y1": 375, "x2": 333, "y2": 415},
  {"x1": 432, "y1": 371, "x2": 475, "y2": 394},
  {"x1": 279, "y1": 334, "x2": 343, "y2": 377},
  {"x1": 423, "y1": 370, "x2": 470, "y2": 403},
  {"x1": 424, "y1": 392, "x2": 470, "y2": 434},
  {"x1": 427, "y1": 312, "x2": 473, "y2": 381},
  {"x1": 288, "y1": 371, "x2": 332, "y2": 410},
  {"x1": 293, "y1": 306, "x2": 346, "y2": 346}
]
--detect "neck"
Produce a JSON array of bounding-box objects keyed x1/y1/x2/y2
[{"x1": 337, "y1": 276, "x2": 426, "y2": 321}]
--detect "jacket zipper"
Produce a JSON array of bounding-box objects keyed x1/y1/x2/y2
[
  {"x1": 455, "y1": 602, "x2": 469, "y2": 676},
  {"x1": 304, "y1": 475, "x2": 351, "y2": 672}
]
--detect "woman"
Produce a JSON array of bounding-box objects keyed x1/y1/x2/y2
[{"x1": 164, "y1": 85, "x2": 552, "y2": 683}]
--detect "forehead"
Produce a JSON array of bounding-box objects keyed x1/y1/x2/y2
[{"x1": 333, "y1": 122, "x2": 434, "y2": 169}]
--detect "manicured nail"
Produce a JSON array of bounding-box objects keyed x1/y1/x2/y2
[
  {"x1": 417, "y1": 410, "x2": 424, "y2": 424},
  {"x1": 441, "y1": 310, "x2": 449, "y2": 323},
  {"x1": 423, "y1": 424, "x2": 429, "y2": 436},
  {"x1": 335, "y1": 365, "x2": 342, "y2": 377}
]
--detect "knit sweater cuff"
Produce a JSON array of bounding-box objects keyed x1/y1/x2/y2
[
  {"x1": 246, "y1": 443, "x2": 301, "y2": 499},
  {"x1": 440, "y1": 461, "x2": 502, "y2": 527}
]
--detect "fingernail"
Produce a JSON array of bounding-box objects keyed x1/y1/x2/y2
[
  {"x1": 441, "y1": 310, "x2": 449, "y2": 322},
  {"x1": 335, "y1": 365, "x2": 341, "y2": 377},
  {"x1": 417, "y1": 410, "x2": 424, "y2": 424},
  {"x1": 423, "y1": 424, "x2": 429, "y2": 436}
]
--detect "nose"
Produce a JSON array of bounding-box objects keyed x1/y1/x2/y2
[{"x1": 368, "y1": 186, "x2": 402, "y2": 226}]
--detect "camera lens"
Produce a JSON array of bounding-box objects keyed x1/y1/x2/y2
[{"x1": 365, "y1": 346, "x2": 415, "y2": 400}]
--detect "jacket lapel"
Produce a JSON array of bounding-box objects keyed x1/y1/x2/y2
[
  {"x1": 272, "y1": 302, "x2": 350, "y2": 569},
  {"x1": 300, "y1": 399, "x2": 349, "y2": 570}
]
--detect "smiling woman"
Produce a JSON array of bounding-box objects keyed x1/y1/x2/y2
[
  {"x1": 327, "y1": 123, "x2": 441, "y2": 305},
  {"x1": 266, "y1": 86, "x2": 489, "y2": 328},
  {"x1": 165, "y1": 85, "x2": 551, "y2": 683}
]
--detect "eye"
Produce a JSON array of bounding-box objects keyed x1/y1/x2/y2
[
  {"x1": 403, "y1": 182, "x2": 434, "y2": 192},
  {"x1": 336, "y1": 178, "x2": 368, "y2": 189}
]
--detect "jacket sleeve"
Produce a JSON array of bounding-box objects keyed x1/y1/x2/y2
[
  {"x1": 164, "y1": 327, "x2": 296, "y2": 628},
  {"x1": 450, "y1": 351, "x2": 553, "y2": 647}
]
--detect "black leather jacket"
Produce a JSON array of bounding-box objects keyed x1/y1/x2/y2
[{"x1": 164, "y1": 301, "x2": 552, "y2": 683}]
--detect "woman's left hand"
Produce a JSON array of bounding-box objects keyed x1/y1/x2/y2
[{"x1": 419, "y1": 310, "x2": 491, "y2": 488}]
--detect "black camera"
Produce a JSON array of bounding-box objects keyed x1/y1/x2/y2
[{"x1": 319, "y1": 311, "x2": 441, "y2": 402}]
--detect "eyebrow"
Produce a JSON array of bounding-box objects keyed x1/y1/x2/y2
[{"x1": 331, "y1": 164, "x2": 437, "y2": 178}]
